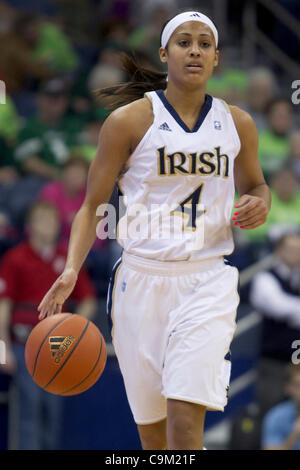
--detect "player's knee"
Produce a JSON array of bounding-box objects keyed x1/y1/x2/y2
[{"x1": 168, "y1": 413, "x2": 195, "y2": 440}]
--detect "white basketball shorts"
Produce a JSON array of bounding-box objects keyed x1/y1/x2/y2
[{"x1": 107, "y1": 251, "x2": 240, "y2": 425}]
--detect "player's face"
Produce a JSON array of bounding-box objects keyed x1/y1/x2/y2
[{"x1": 159, "y1": 21, "x2": 219, "y2": 89}]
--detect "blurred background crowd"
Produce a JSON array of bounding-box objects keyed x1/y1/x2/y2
[{"x1": 0, "y1": 0, "x2": 300, "y2": 451}]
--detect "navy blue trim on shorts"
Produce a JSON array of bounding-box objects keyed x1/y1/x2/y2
[
  {"x1": 224, "y1": 258, "x2": 239, "y2": 364},
  {"x1": 225, "y1": 350, "x2": 232, "y2": 362},
  {"x1": 106, "y1": 257, "x2": 122, "y2": 331},
  {"x1": 155, "y1": 90, "x2": 213, "y2": 133},
  {"x1": 224, "y1": 257, "x2": 241, "y2": 296}
]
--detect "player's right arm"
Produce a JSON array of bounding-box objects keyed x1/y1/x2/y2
[{"x1": 38, "y1": 103, "x2": 140, "y2": 319}]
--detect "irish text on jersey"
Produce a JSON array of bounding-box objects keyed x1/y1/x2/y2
[{"x1": 157, "y1": 146, "x2": 229, "y2": 178}]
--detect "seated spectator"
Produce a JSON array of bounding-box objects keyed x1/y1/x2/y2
[
  {"x1": 38, "y1": 156, "x2": 90, "y2": 248},
  {"x1": 242, "y1": 168, "x2": 300, "y2": 246},
  {"x1": 0, "y1": 138, "x2": 21, "y2": 243},
  {"x1": 0, "y1": 137, "x2": 19, "y2": 185},
  {"x1": 0, "y1": 201, "x2": 97, "y2": 449},
  {"x1": 0, "y1": 1, "x2": 16, "y2": 35},
  {"x1": 288, "y1": 130, "x2": 300, "y2": 182},
  {"x1": 98, "y1": 18, "x2": 130, "y2": 51},
  {"x1": 33, "y1": 21, "x2": 79, "y2": 74},
  {"x1": 0, "y1": 95, "x2": 20, "y2": 143},
  {"x1": 98, "y1": 43, "x2": 133, "y2": 71},
  {"x1": 87, "y1": 59, "x2": 124, "y2": 127},
  {"x1": 127, "y1": 5, "x2": 171, "y2": 67},
  {"x1": 262, "y1": 364, "x2": 300, "y2": 450},
  {"x1": 54, "y1": 0, "x2": 97, "y2": 45},
  {"x1": 0, "y1": 12, "x2": 53, "y2": 94},
  {"x1": 38, "y1": 155, "x2": 110, "y2": 296},
  {"x1": 14, "y1": 78, "x2": 82, "y2": 180},
  {"x1": 250, "y1": 232, "x2": 300, "y2": 415},
  {"x1": 87, "y1": 64, "x2": 125, "y2": 97},
  {"x1": 72, "y1": 119, "x2": 102, "y2": 162},
  {"x1": 258, "y1": 99, "x2": 294, "y2": 181},
  {"x1": 206, "y1": 49, "x2": 248, "y2": 106},
  {"x1": 69, "y1": 73, "x2": 95, "y2": 125},
  {"x1": 0, "y1": 210, "x2": 19, "y2": 257},
  {"x1": 244, "y1": 67, "x2": 279, "y2": 131}
]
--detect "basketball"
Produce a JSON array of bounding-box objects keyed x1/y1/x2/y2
[{"x1": 25, "y1": 313, "x2": 107, "y2": 396}]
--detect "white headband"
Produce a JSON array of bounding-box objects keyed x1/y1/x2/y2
[{"x1": 161, "y1": 11, "x2": 218, "y2": 49}]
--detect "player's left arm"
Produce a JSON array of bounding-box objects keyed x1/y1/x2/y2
[{"x1": 231, "y1": 105, "x2": 271, "y2": 230}]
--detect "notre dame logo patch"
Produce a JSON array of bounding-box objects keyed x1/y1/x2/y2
[{"x1": 49, "y1": 336, "x2": 75, "y2": 364}]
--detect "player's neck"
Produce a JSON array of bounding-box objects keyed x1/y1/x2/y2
[{"x1": 164, "y1": 83, "x2": 207, "y2": 120}]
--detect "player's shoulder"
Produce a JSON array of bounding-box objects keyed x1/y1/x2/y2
[
  {"x1": 229, "y1": 105, "x2": 257, "y2": 130},
  {"x1": 104, "y1": 97, "x2": 153, "y2": 131},
  {"x1": 99, "y1": 97, "x2": 154, "y2": 149}
]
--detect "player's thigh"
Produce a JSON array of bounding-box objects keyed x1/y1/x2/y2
[
  {"x1": 109, "y1": 264, "x2": 169, "y2": 424},
  {"x1": 162, "y1": 264, "x2": 239, "y2": 412},
  {"x1": 137, "y1": 418, "x2": 167, "y2": 450}
]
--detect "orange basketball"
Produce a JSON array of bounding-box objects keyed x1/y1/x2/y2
[{"x1": 25, "y1": 313, "x2": 107, "y2": 396}]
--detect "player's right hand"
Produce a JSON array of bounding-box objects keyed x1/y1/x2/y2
[{"x1": 38, "y1": 268, "x2": 78, "y2": 320}]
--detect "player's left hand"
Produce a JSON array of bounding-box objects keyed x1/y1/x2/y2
[{"x1": 232, "y1": 194, "x2": 268, "y2": 230}]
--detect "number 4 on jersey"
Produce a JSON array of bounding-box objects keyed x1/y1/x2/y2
[{"x1": 171, "y1": 184, "x2": 206, "y2": 231}]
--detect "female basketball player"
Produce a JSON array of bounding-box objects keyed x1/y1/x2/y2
[{"x1": 38, "y1": 11, "x2": 271, "y2": 450}]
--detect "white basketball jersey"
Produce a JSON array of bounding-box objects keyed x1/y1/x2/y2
[{"x1": 117, "y1": 90, "x2": 241, "y2": 261}]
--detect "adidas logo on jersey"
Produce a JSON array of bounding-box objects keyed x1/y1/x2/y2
[{"x1": 159, "y1": 122, "x2": 172, "y2": 132}]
